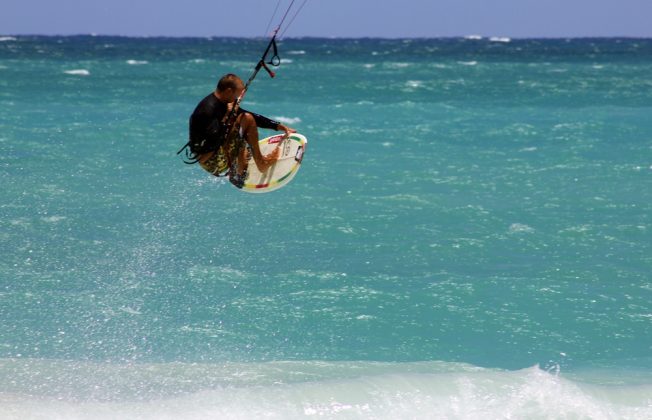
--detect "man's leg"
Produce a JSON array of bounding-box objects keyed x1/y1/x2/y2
[
  {"x1": 238, "y1": 112, "x2": 280, "y2": 172},
  {"x1": 233, "y1": 115, "x2": 249, "y2": 176}
]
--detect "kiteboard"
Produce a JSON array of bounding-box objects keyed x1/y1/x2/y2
[{"x1": 240, "y1": 132, "x2": 307, "y2": 193}]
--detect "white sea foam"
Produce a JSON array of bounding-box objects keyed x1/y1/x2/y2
[
  {"x1": 41, "y1": 216, "x2": 66, "y2": 223},
  {"x1": 0, "y1": 36, "x2": 17, "y2": 42},
  {"x1": 0, "y1": 360, "x2": 650, "y2": 420},
  {"x1": 272, "y1": 116, "x2": 302, "y2": 125},
  {"x1": 406, "y1": 80, "x2": 423, "y2": 88},
  {"x1": 509, "y1": 223, "x2": 535, "y2": 233},
  {"x1": 287, "y1": 50, "x2": 306, "y2": 55},
  {"x1": 465, "y1": 35, "x2": 483, "y2": 40},
  {"x1": 458, "y1": 61, "x2": 478, "y2": 66},
  {"x1": 280, "y1": 58, "x2": 293, "y2": 64},
  {"x1": 118, "y1": 306, "x2": 142, "y2": 315},
  {"x1": 64, "y1": 69, "x2": 90, "y2": 76},
  {"x1": 126, "y1": 60, "x2": 149, "y2": 65},
  {"x1": 490, "y1": 36, "x2": 512, "y2": 43},
  {"x1": 10, "y1": 218, "x2": 30, "y2": 227}
]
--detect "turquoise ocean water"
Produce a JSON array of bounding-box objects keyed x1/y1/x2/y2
[{"x1": 1, "y1": 35, "x2": 651, "y2": 418}]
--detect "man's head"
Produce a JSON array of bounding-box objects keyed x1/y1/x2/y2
[{"x1": 216, "y1": 73, "x2": 244, "y2": 102}]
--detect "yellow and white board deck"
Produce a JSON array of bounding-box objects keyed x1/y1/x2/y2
[{"x1": 241, "y1": 133, "x2": 307, "y2": 193}]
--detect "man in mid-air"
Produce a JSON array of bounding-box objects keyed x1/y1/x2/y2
[{"x1": 187, "y1": 73, "x2": 295, "y2": 186}]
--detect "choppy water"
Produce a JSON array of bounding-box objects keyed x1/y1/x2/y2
[{"x1": 1, "y1": 36, "x2": 651, "y2": 418}]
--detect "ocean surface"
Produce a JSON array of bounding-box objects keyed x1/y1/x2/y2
[{"x1": 1, "y1": 35, "x2": 651, "y2": 419}]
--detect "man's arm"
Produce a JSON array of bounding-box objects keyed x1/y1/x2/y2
[{"x1": 239, "y1": 108, "x2": 280, "y2": 130}]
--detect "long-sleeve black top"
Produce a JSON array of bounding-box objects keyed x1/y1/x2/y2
[{"x1": 189, "y1": 93, "x2": 279, "y2": 153}]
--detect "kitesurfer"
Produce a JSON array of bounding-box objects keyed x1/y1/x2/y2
[{"x1": 188, "y1": 73, "x2": 295, "y2": 184}]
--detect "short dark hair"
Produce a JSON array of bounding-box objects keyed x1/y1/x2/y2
[{"x1": 217, "y1": 73, "x2": 241, "y2": 92}]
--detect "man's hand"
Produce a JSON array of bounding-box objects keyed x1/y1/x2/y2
[{"x1": 277, "y1": 124, "x2": 296, "y2": 136}]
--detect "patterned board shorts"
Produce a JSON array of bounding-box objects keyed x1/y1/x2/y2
[
  {"x1": 199, "y1": 146, "x2": 231, "y2": 176},
  {"x1": 199, "y1": 127, "x2": 248, "y2": 188}
]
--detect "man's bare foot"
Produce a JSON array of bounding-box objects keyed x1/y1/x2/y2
[{"x1": 257, "y1": 145, "x2": 281, "y2": 172}]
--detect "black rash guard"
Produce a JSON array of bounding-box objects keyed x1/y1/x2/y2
[{"x1": 189, "y1": 93, "x2": 280, "y2": 153}]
